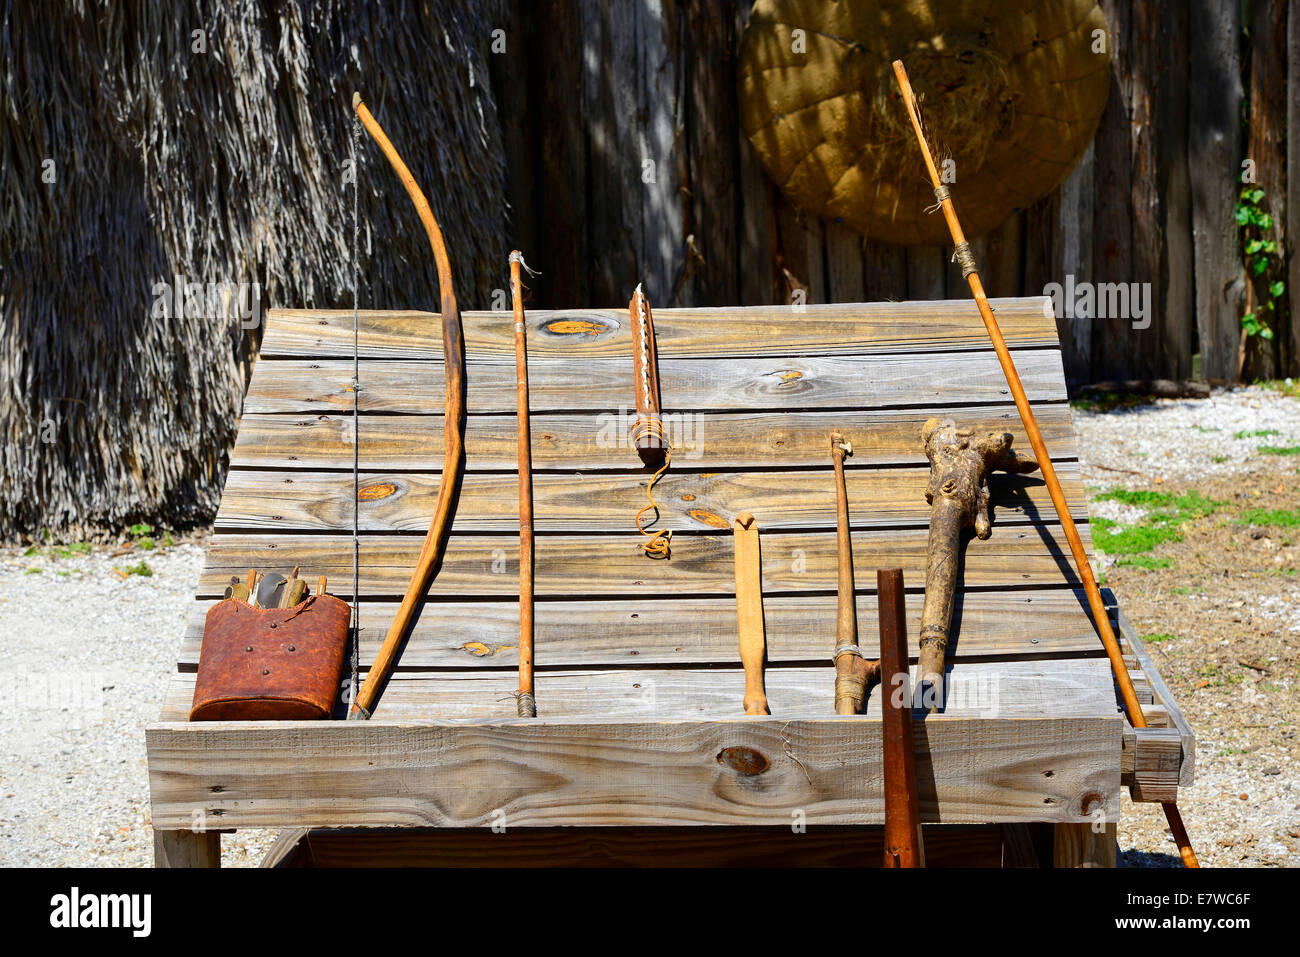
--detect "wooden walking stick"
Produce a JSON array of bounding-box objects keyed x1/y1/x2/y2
[
  {"x1": 892, "y1": 60, "x2": 1199, "y2": 867},
  {"x1": 879, "y1": 567, "x2": 924, "y2": 868},
  {"x1": 510, "y1": 251, "x2": 536, "y2": 717},
  {"x1": 918, "y1": 419, "x2": 1038, "y2": 693},
  {"x1": 831, "y1": 432, "x2": 878, "y2": 714},
  {"x1": 733, "y1": 512, "x2": 769, "y2": 715},
  {"x1": 350, "y1": 92, "x2": 467, "y2": 719}
]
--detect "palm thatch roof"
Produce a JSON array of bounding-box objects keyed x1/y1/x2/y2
[{"x1": 0, "y1": 0, "x2": 507, "y2": 540}]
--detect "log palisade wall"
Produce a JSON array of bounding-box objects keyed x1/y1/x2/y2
[{"x1": 493, "y1": 0, "x2": 1298, "y2": 386}]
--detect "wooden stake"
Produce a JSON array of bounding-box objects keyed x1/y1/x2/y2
[
  {"x1": 892, "y1": 59, "x2": 1198, "y2": 867},
  {"x1": 510, "y1": 251, "x2": 536, "y2": 718},
  {"x1": 879, "y1": 567, "x2": 923, "y2": 868},
  {"x1": 732, "y1": 512, "x2": 769, "y2": 715}
]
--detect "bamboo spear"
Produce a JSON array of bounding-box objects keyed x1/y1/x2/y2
[{"x1": 892, "y1": 60, "x2": 1198, "y2": 867}]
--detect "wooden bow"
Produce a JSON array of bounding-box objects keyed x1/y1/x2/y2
[{"x1": 349, "y1": 92, "x2": 466, "y2": 718}]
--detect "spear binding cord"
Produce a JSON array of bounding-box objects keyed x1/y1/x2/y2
[
  {"x1": 892, "y1": 60, "x2": 1198, "y2": 867},
  {"x1": 350, "y1": 92, "x2": 467, "y2": 719},
  {"x1": 509, "y1": 251, "x2": 536, "y2": 717}
]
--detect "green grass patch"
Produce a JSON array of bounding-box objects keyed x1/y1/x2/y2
[
  {"x1": 1090, "y1": 490, "x2": 1225, "y2": 555},
  {"x1": 1260, "y1": 444, "x2": 1300, "y2": 456},
  {"x1": 24, "y1": 566, "x2": 42, "y2": 575},
  {"x1": 127, "y1": 522, "x2": 152, "y2": 537},
  {"x1": 1092, "y1": 519, "x2": 1182, "y2": 554},
  {"x1": 1211, "y1": 454, "x2": 1229, "y2": 463},
  {"x1": 1118, "y1": 555, "x2": 1174, "y2": 569},
  {"x1": 1235, "y1": 428, "x2": 1280, "y2": 439},
  {"x1": 1071, "y1": 392, "x2": 1151, "y2": 413},
  {"x1": 1259, "y1": 378, "x2": 1300, "y2": 398},
  {"x1": 1142, "y1": 633, "x2": 1178, "y2": 643},
  {"x1": 1240, "y1": 507, "x2": 1300, "y2": 528},
  {"x1": 122, "y1": 560, "x2": 153, "y2": 577}
]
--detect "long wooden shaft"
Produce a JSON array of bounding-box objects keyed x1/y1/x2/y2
[
  {"x1": 831, "y1": 432, "x2": 876, "y2": 714},
  {"x1": 879, "y1": 567, "x2": 924, "y2": 868},
  {"x1": 350, "y1": 93, "x2": 466, "y2": 719},
  {"x1": 831, "y1": 435, "x2": 857, "y2": 653},
  {"x1": 510, "y1": 253, "x2": 536, "y2": 717},
  {"x1": 733, "y1": 512, "x2": 769, "y2": 715},
  {"x1": 891, "y1": 60, "x2": 1197, "y2": 867}
]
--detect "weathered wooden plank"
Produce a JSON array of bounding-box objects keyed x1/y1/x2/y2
[
  {"x1": 214, "y1": 462, "x2": 1088, "y2": 533},
  {"x1": 907, "y1": 246, "x2": 948, "y2": 301},
  {"x1": 534, "y1": 0, "x2": 589, "y2": 306},
  {"x1": 241, "y1": 350, "x2": 1070, "y2": 415},
  {"x1": 863, "y1": 241, "x2": 908, "y2": 302},
  {"x1": 1092, "y1": 0, "x2": 1134, "y2": 382},
  {"x1": 228, "y1": 403, "x2": 1079, "y2": 472},
  {"x1": 256, "y1": 299, "x2": 1061, "y2": 360},
  {"x1": 1056, "y1": 142, "x2": 1094, "y2": 385},
  {"x1": 1121, "y1": 727, "x2": 1184, "y2": 804},
  {"x1": 1155, "y1": 0, "x2": 1194, "y2": 382},
  {"x1": 179, "y1": 587, "x2": 1110, "y2": 671},
  {"x1": 266, "y1": 824, "x2": 1005, "y2": 868},
  {"x1": 1118, "y1": 608, "x2": 1194, "y2": 787},
  {"x1": 161, "y1": 658, "x2": 1118, "y2": 722},
  {"x1": 824, "y1": 222, "x2": 865, "y2": 303},
  {"x1": 1290, "y1": 0, "x2": 1300, "y2": 376},
  {"x1": 1243, "y1": 0, "x2": 1289, "y2": 378},
  {"x1": 680, "y1": 0, "x2": 741, "y2": 307},
  {"x1": 146, "y1": 711, "x2": 1123, "y2": 828},
  {"x1": 196, "y1": 524, "x2": 1093, "y2": 600},
  {"x1": 154, "y1": 830, "x2": 220, "y2": 868},
  {"x1": 1053, "y1": 822, "x2": 1117, "y2": 868},
  {"x1": 1188, "y1": 0, "x2": 1245, "y2": 382}
]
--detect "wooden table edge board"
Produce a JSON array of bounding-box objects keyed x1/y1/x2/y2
[{"x1": 146, "y1": 711, "x2": 1123, "y2": 832}]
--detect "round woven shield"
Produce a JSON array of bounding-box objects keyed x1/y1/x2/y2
[{"x1": 739, "y1": 0, "x2": 1110, "y2": 246}]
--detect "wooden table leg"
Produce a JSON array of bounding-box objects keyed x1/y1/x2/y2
[
  {"x1": 1053, "y1": 822, "x2": 1117, "y2": 868},
  {"x1": 154, "y1": 829, "x2": 221, "y2": 868}
]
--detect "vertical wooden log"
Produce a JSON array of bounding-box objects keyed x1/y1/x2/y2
[
  {"x1": 1156, "y1": 0, "x2": 1195, "y2": 381},
  {"x1": 825, "y1": 222, "x2": 866, "y2": 303},
  {"x1": 1022, "y1": 195, "x2": 1061, "y2": 324},
  {"x1": 736, "y1": 1, "x2": 778, "y2": 304},
  {"x1": 681, "y1": 0, "x2": 740, "y2": 306},
  {"x1": 536, "y1": 0, "x2": 588, "y2": 306},
  {"x1": 154, "y1": 829, "x2": 221, "y2": 868},
  {"x1": 906, "y1": 246, "x2": 947, "y2": 301},
  {"x1": 1053, "y1": 822, "x2": 1117, "y2": 868},
  {"x1": 1188, "y1": 0, "x2": 1245, "y2": 383},
  {"x1": 1058, "y1": 142, "x2": 1095, "y2": 385},
  {"x1": 982, "y1": 213, "x2": 1023, "y2": 300},
  {"x1": 492, "y1": 4, "x2": 539, "y2": 262},
  {"x1": 1290, "y1": 0, "x2": 1300, "y2": 376},
  {"x1": 775, "y1": 195, "x2": 824, "y2": 305},
  {"x1": 580, "y1": 0, "x2": 683, "y2": 306},
  {"x1": 1244, "y1": 0, "x2": 1288, "y2": 378},
  {"x1": 1129, "y1": 0, "x2": 1162, "y2": 380},
  {"x1": 863, "y1": 241, "x2": 908, "y2": 302},
  {"x1": 1092, "y1": 0, "x2": 1135, "y2": 381}
]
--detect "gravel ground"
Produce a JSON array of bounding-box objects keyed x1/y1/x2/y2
[
  {"x1": 1075, "y1": 383, "x2": 1300, "y2": 867},
  {"x1": 2, "y1": 383, "x2": 1296, "y2": 867},
  {"x1": 0, "y1": 537, "x2": 275, "y2": 867}
]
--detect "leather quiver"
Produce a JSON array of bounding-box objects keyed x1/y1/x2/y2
[{"x1": 190, "y1": 594, "x2": 352, "y2": 721}]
